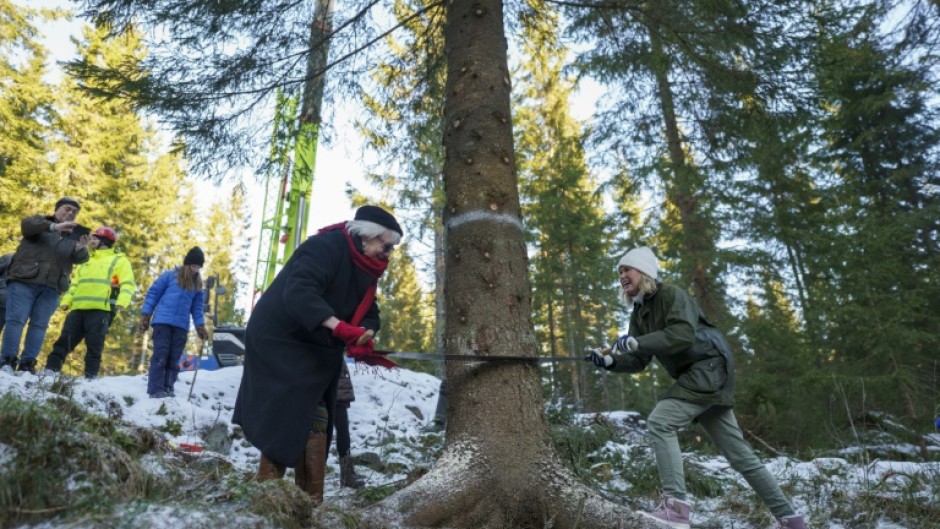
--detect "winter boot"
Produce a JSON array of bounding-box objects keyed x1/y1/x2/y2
[
  {"x1": 294, "y1": 432, "x2": 327, "y2": 505},
  {"x1": 0, "y1": 357, "x2": 16, "y2": 373},
  {"x1": 258, "y1": 454, "x2": 286, "y2": 481},
  {"x1": 340, "y1": 455, "x2": 365, "y2": 488},
  {"x1": 294, "y1": 403, "x2": 329, "y2": 504},
  {"x1": 636, "y1": 494, "x2": 691, "y2": 529},
  {"x1": 16, "y1": 358, "x2": 36, "y2": 375},
  {"x1": 774, "y1": 515, "x2": 808, "y2": 529}
]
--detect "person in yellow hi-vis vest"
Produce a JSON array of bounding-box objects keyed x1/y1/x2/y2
[{"x1": 43, "y1": 226, "x2": 136, "y2": 379}]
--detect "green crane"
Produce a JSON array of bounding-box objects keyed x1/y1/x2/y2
[{"x1": 253, "y1": 0, "x2": 335, "y2": 304}]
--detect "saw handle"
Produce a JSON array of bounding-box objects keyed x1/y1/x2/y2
[{"x1": 356, "y1": 329, "x2": 374, "y2": 346}]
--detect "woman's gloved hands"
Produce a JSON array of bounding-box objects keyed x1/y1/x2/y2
[
  {"x1": 334, "y1": 322, "x2": 396, "y2": 369},
  {"x1": 614, "y1": 335, "x2": 639, "y2": 353},
  {"x1": 332, "y1": 321, "x2": 370, "y2": 347}
]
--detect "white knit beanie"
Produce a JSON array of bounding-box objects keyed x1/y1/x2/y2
[{"x1": 617, "y1": 247, "x2": 660, "y2": 280}]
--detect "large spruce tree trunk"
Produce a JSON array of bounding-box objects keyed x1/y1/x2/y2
[{"x1": 360, "y1": 1, "x2": 639, "y2": 527}]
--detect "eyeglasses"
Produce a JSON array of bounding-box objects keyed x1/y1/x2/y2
[{"x1": 382, "y1": 242, "x2": 396, "y2": 253}]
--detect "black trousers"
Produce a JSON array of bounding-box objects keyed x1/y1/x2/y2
[
  {"x1": 334, "y1": 404, "x2": 351, "y2": 457},
  {"x1": 45, "y1": 310, "x2": 111, "y2": 377}
]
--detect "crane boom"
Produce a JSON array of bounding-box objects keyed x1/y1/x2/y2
[
  {"x1": 252, "y1": 0, "x2": 335, "y2": 305},
  {"x1": 283, "y1": 0, "x2": 334, "y2": 263}
]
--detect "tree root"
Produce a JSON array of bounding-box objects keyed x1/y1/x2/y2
[{"x1": 354, "y1": 439, "x2": 648, "y2": 529}]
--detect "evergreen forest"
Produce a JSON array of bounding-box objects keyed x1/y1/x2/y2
[{"x1": 1, "y1": 0, "x2": 938, "y2": 481}]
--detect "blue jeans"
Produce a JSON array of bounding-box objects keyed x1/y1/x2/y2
[
  {"x1": 147, "y1": 324, "x2": 188, "y2": 395},
  {"x1": 1, "y1": 282, "x2": 61, "y2": 362}
]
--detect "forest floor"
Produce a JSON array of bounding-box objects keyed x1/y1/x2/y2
[{"x1": 0, "y1": 364, "x2": 938, "y2": 529}]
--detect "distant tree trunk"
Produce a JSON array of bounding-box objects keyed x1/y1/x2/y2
[
  {"x1": 649, "y1": 24, "x2": 728, "y2": 325},
  {"x1": 362, "y1": 1, "x2": 638, "y2": 527}
]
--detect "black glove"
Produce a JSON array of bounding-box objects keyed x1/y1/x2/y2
[{"x1": 137, "y1": 314, "x2": 152, "y2": 334}]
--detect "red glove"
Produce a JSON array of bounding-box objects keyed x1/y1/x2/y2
[
  {"x1": 347, "y1": 340, "x2": 397, "y2": 369},
  {"x1": 332, "y1": 321, "x2": 367, "y2": 346}
]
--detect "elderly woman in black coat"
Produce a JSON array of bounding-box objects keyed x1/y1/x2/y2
[{"x1": 232, "y1": 205, "x2": 401, "y2": 503}]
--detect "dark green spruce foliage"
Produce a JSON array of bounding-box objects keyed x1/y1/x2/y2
[
  {"x1": 357, "y1": 0, "x2": 447, "y2": 357},
  {"x1": 565, "y1": 0, "x2": 939, "y2": 452},
  {"x1": 0, "y1": 2, "x2": 57, "y2": 246},
  {"x1": 801, "y1": 3, "x2": 940, "y2": 434},
  {"x1": 737, "y1": 2, "x2": 940, "y2": 452},
  {"x1": 202, "y1": 184, "x2": 253, "y2": 326},
  {"x1": 514, "y1": 3, "x2": 621, "y2": 412},
  {"x1": 49, "y1": 24, "x2": 199, "y2": 375}
]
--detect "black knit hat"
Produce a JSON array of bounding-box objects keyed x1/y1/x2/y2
[
  {"x1": 183, "y1": 246, "x2": 205, "y2": 266},
  {"x1": 55, "y1": 197, "x2": 81, "y2": 211},
  {"x1": 354, "y1": 205, "x2": 403, "y2": 236}
]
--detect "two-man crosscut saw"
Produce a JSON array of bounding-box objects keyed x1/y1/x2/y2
[{"x1": 375, "y1": 349, "x2": 608, "y2": 363}]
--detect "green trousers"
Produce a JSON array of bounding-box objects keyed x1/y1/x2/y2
[{"x1": 646, "y1": 398, "x2": 795, "y2": 518}]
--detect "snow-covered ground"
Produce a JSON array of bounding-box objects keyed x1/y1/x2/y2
[
  {"x1": 0, "y1": 360, "x2": 442, "y2": 497},
  {"x1": 1, "y1": 361, "x2": 938, "y2": 528}
]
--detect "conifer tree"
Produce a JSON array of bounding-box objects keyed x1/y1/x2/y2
[
  {"x1": 358, "y1": 0, "x2": 447, "y2": 352},
  {"x1": 513, "y1": 3, "x2": 618, "y2": 410},
  {"x1": 201, "y1": 184, "x2": 252, "y2": 328},
  {"x1": 376, "y1": 242, "x2": 435, "y2": 358},
  {"x1": 0, "y1": 1, "x2": 57, "y2": 246},
  {"x1": 564, "y1": 0, "x2": 788, "y2": 326},
  {"x1": 50, "y1": 24, "x2": 198, "y2": 374},
  {"x1": 802, "y1": 2, "x2": 940, "y2": 430}
]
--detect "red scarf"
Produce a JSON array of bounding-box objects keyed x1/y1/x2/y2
[
  {"x1": 318, "y1": 222, "x2": 396, "y2": 369},
  {"x1": 318, "y1": 222, "x2": 388, "y2": 280}
]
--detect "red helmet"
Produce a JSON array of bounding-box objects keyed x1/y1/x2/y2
[{"x1": 93, "y1": 226, "x2": 117, "y2": 242}]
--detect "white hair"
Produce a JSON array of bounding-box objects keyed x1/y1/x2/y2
[{"x1": 346, "y1": 219, "x2": 402, "y2": 244}]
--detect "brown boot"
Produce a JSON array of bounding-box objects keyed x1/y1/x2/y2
[
  {"x1": 258, "y1": 454, "x2": 286, "y2": 481},
  {"x1": 294, "y1": 432, "x2": 327, "y2": 505},
  {"x1": 340, "y1": 455, "x2": 365, "y2": 488}
]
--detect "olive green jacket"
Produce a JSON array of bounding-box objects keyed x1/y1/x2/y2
[{"x1": 608, "y1": 283, "x2": 735, "y2": 407}]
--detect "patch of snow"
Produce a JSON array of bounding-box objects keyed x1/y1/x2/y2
[{"x1": 2, "y1": 360, "x2": 936, "y2": 528}]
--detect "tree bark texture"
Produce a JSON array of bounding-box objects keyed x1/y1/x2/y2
[{"x1": 359, "y1": 1, "x2": 643, "y2": 527}]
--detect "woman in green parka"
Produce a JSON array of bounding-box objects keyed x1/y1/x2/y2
[{"x1": 587, "y1": 246, "x2": 806, "y2": 529}]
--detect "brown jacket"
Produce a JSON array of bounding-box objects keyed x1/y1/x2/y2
[{"x1": 7, "y1": 215, "x2": 89, "y2": 293}]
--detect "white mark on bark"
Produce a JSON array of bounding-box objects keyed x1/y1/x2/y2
[{"x1": 448, "y1": 210, "x2": 523, "y2": 231}]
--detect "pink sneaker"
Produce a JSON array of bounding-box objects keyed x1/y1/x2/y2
[
  {"x1": 775, "y1": 515, "x2": 808, "y2": 529},
  {"x1": 636, "y1": 494, "x2": 691, "y2": 529}
]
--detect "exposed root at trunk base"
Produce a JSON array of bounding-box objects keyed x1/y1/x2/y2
[{"x1": 354, "y1": 440, "x2": 650, "y2": 529}]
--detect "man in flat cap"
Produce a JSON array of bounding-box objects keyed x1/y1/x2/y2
[{"x1": 1, "y1": 197, "x2": 90, "y2": 374}]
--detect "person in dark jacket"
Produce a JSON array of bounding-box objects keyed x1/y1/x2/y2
[
  {"x1": 335, "y1": 361, "x2": 366, "y2": 488},
  {"x1": 138, "y1": 247, "x2": 208, "y2": 398},
  {"x1": 1, "y1": 197, "x2": 90, "y2": 374},
  {"x1": 586, "y1": 247, "x2": 806, "y2": 529},
  {"x1": 232, "y1": 205, "x2": 401, "y2": 504},
  {"x1": 0, "y1": 252, "x2": 13, "y2": 337}
]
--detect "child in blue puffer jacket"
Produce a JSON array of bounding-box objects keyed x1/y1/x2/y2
[{"x1": 139, "y1": 247, "x2": 209, "y2": 398}]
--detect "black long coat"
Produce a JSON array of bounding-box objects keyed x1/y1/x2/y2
[{"x1": 232, "y1": 229, "x2": 380, "y2": 466}]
